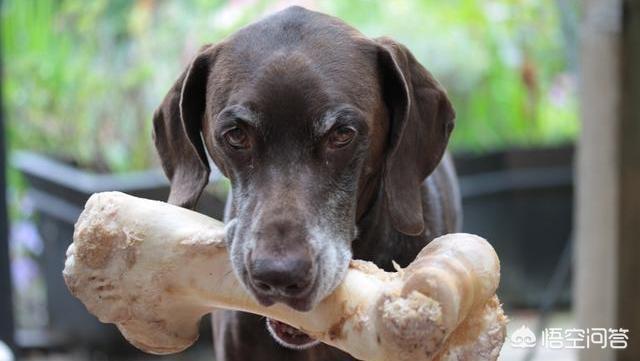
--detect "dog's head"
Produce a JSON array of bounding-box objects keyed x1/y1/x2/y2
[{"x1": 153, "y1": 6, "x2": 454, "y2": 313}]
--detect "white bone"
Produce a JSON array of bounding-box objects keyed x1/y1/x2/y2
[{"x1": 63, "y1": 192, "x2": 506, "y2": 361}]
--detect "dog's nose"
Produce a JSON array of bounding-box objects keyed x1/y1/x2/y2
[{"x1": 248, "y1": 255, "x2": 314, "y2": 299}]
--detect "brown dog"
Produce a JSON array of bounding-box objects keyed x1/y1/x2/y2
[{"x1": 152, "y1": 6, "x2": 460, "y2": 360}]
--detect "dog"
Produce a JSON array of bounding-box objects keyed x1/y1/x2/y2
[{"x1": 152, "y1": 6, "x2": 461, "y2": 361}]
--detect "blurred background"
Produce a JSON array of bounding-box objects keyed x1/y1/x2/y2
[{"x1": 0, "y1": 0, "x2": 637, "y2": 361}]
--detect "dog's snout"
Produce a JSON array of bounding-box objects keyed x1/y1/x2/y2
[
  {"x1": 249, "y1": 255, "x2": 313, "y2": 298},
  {"x1": 243, "y1": 217, "x2": 319, "y2": 310}
]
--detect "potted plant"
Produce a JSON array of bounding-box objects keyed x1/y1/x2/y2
[{"x1": 454, "y1": 145, "x2": 574, "y2": 308}]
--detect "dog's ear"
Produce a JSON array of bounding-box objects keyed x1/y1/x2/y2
[
  {"x1": 376, "y1": 37, "x2": 455, "y2": 236},
  {"x1": 152, "y1": 44, "x2": 219, "y2": 209}
]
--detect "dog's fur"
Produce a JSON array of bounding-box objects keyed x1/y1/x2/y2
[{"x1": 153, "y1": 6, "x2": 461, "y2": 360}]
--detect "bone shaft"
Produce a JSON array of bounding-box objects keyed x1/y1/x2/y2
[{"x1": 87, "y1": 193, "x2": 383, "y2": 359}]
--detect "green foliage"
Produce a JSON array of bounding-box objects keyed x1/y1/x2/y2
[
  {"x1": 322, "y1": 0, "x2": 579, "y2": 152},
  {"x1": 2, "y1": 0, "x2": 579, "y2": 173},
  {"x1": 2, "y1": 0, "x2": 243, "y2": 172}
]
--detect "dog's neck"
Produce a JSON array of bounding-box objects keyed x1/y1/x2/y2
[{"x1": 353, "y1": 175, "x2": 428, "y2": 271}]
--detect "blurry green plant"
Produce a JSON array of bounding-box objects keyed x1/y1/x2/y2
[
  {"x1": 324, "y1": 0, "x2": 579, "y2": 153},
  {"x1": 1, "y1": 0, "x2": 262, "y2": 172},
  {"x1": 2, "y1": 0, "x2": 579, "y2": 175}
]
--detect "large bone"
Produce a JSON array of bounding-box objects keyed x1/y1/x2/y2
[{"x1": 63, "y1": 192, "x2": 506, "y2": 361}]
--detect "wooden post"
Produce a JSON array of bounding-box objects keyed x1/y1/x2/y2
[
  {"x1": 577, "y1": 1, "x2": 640, "y2": 360},
  {"x1": 617, "y1": 1, "x2": 640, "y2": 360},
  {"x1": 576, "y1": 1, "x2": 620, "y2": 361}
]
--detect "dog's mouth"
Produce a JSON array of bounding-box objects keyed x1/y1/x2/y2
[{"x1": 266, "y1": 318, "x2": 319, "y2": 349}]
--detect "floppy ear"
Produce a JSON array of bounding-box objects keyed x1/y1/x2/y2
[
  {"x1": 376, "y1": 37, "x2": 456, "y2": 236},
  {"x1": 152, "y1": 44, "x2": 218, "y2": 209}
]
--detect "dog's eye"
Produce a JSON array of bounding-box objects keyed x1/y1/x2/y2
[
  {"x1": 328, "y1": 126, "x2": 356, "y2": 149},
  {"x1": 223, "y1": 127, "x2": 250, "y2": 149}
]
